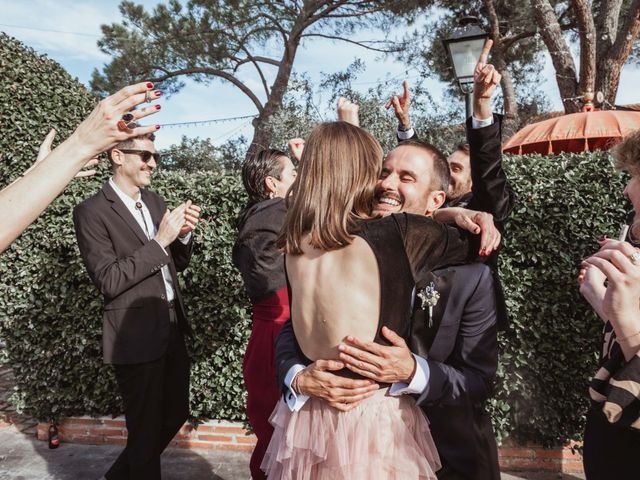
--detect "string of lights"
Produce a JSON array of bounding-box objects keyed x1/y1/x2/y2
[{"x1": 158, "y1": 114, "x2": 257, "y2": 128}]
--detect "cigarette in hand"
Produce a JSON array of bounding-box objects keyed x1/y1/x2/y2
[{"x1": 618, "y1": 224, "x2": 629, "y2": 242}]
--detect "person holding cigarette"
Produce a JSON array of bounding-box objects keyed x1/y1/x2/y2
[{"x1": 579, "y1": 129, "x2": 640, "y2": 479}]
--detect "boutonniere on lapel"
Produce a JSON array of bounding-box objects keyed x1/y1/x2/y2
[{"x1": 417, "y1": 282, "x2": 440, "y2": 328}]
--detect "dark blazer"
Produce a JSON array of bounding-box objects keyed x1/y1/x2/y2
[
  {"x1": 465, "y1": 114, "x2": 514, "y2": 228},
  {"x1": 73, "y1": 182, "x2": 193, "y2": 365},
  {"x1": 413, "y1": 264, "x2": 499, "y2": 480},
  {"x1": 275, "y1": 262, "x2": 499, "y2": 480},
  {"x1": 466, "y1": 115, "x2": 513, "y2": 331}
]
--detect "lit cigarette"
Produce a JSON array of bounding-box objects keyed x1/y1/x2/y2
[{"x1": 619, "y1": 224, "x2": 629, "y2": 242}]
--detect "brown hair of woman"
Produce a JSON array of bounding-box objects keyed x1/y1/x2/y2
[{"x1": 280, "y1": 121, "x2": 383, "y2": 254}]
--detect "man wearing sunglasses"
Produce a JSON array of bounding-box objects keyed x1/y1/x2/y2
[{"x1": 73, "y1": 124, "x2": 201, "y2": 480}]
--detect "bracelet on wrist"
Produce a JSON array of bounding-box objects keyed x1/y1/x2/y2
[{"x1": 398, "y1": 123, "x2": 412, "y2": 132}]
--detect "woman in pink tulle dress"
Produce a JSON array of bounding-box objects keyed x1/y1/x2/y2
[{"x1": 260, "y1": 121, "x2": 472, "y2": 479}]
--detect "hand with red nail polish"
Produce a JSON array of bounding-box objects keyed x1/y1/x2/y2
[{"x1": 0, "y1": 80, "x2": 163, "y2": 253}]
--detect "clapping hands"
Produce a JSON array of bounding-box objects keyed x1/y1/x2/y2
[{"x1": 155, "y1": 200, "x2": 201, "y2": 247}]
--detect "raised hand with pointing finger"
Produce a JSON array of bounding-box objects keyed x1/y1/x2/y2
[
  {"x1": 473, "y1": 39, "x2": 501, "y2": 119},
  {"x1": 385, "y1": 80, "x2": 411, "y2": 131}
]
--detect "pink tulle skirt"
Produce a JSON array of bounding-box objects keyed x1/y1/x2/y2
[{"x1": 261, "y1": 387, "x2": 441, "y2": 479}]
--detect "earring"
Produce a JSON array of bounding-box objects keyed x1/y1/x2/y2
[{"x1": 269, "y1": 192, "x2": 274, "y2": 199}]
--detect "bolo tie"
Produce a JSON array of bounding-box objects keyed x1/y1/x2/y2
[{"x1": 135, "y1": 201, "x2": 152, "y2": 239}]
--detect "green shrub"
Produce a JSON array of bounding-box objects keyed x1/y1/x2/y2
[
  {"x1": 492, "y1": 151, "x2": 628, "y2": 444},
  {"x1": 0, "y1": 33, "x2": 631, "y2": 445}
]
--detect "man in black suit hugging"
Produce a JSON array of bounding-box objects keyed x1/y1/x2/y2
[
  {"x1": 275, "y1": 42, "x2": 512, "y2": 480},
  {"x1": 73, "y1": 124, "x2": 201, "y2": 480}
]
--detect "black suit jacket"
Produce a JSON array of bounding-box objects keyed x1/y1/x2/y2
[
  {"x1": 466, "y1": 115, "x2": 513, "y2": 331},
  {"x1": 73, "y1": 182, "x2": 193, "y2": 365},
  {"x1": 413, "y1": 264, "x2": 499, "y2": 480},
  {"x1": 275, "y1": 262, "x2": 499, "y2": 480}
]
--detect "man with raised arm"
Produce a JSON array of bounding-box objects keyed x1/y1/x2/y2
[{"x1": 388, "y1": 40, "x2": 513, "y2": 330}]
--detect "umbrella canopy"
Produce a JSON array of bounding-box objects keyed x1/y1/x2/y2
[{"x1": 503, "y1": 110, "x2": 640, "y2": 155}]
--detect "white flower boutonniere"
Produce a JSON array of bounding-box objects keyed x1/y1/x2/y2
[{"x1": 417, "y1": 282, "x2": 440, "y2": 327}]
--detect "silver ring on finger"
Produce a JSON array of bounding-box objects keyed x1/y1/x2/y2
[{"x1": 628, "y1": 251, "x2": 640, "y2": 266}]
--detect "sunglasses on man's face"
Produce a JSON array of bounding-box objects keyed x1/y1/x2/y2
[{"x1": 119, "y1": 149, "x2": 161, "y2": 163}]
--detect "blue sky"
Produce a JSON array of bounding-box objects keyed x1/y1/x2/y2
[{"x1": 2, "y1": 0, "x2": 640, "y2": 149}]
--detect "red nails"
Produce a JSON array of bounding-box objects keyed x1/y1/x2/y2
[
  {"x1": 155, "y1": 104, "x2": 161, "y2": 110},
  {"x1": 146, "y1": 82, "x2": 154, "y2": 89},
  {"x1": 155, "y1": 125, "x2": 161, "y2": 130},
  {"x1": 154, "y1": 90, "x2": 162, "y2": 97}
]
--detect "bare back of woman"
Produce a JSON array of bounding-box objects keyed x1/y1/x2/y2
[{"x1": 288, "y1": 235, "x2": 379, "y2": 361}]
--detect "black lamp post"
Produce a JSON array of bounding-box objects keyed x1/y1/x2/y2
[{"x1": 443, "y1": 16, "x2": 489, "y2": 119}]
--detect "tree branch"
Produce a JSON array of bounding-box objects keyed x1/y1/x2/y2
[
  {"x1": 256, "y1": 12, "x2": 289, "y2": 43},
  {"x1": 232, "y1": 51, "x2": 273, "y2": 98},
  {"x1": 530, "y1": 0, "x2": 579, "y2": 111},
  {"x1": 232, "y1": 55, "x2": 281, "y2": 68},
  {"x1": 148, "y1": 67, "x2": 264, "y2": 113},
  {"x1": 304, "y1": 0, "x2": 351, "y2": 28},
  {"x1": 571, "y1": 0, "x2": 596, "y2": 95},
  {"x1": 502, "y1": 23, "x2": 576, "y2": 50},
  {"x1": 608, "y1": 0, "x2": 640, "y2": 65},
  {"x1": 300, "y1": 33, "x2": 402, "y2": 53}
]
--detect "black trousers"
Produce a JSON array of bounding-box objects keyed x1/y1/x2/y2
[
  {"x1": 437, "y1": 463, "x2": 468, "y2": 480},
  {"x1": 583, "y1": 407, "x2": 640, "y2": 480},
  {"x1": 105, "y1": 321, "x2": 190, "y2": 480}
]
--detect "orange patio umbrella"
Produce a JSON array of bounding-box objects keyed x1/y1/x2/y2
[{"x1": 503, "y1": 109, "x2": 640, "y2": 155}]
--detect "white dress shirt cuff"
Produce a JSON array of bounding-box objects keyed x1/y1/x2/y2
[
  {"x1": 397, "y1": 127, "x2": 415, "y2": 140},
  {"x1": 178, "y1": 232, "x2": 192, "y2": 244},
  {"x1": 284, "y1": 364, "x2": 310, "y2": 412},
  {"x1": 471, "y1": 115, "x2": 494, "y2": 129},
  {"x1": 389, "y1": 354, "x2": 430, "y2": 396}
]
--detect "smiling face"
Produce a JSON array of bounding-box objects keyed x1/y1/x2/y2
[
  {"x1": 373, "y1": 144, "x2": 445, "y2": 216},
  {"x1": 447, "y1": 148, "x2": 472, "y2": 203},
  {"x1": 112, "y1": 137, "x2": 157, "y2": 190}
]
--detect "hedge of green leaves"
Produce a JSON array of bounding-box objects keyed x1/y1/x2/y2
[
  {"x1": 0, "y1": 34, "x2": 631, "y2": 445},
  {"x1": 493, "y1": 151, "x2": 628, "y2": 444}
]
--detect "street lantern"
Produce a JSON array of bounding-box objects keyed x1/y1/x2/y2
[{"x1": 443, "y1": 16, "x2": 489, "y2": 119}]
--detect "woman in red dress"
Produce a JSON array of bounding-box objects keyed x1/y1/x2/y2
[{"x1": 232, "y1": 148, "x2": 297, "y2": 479}]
